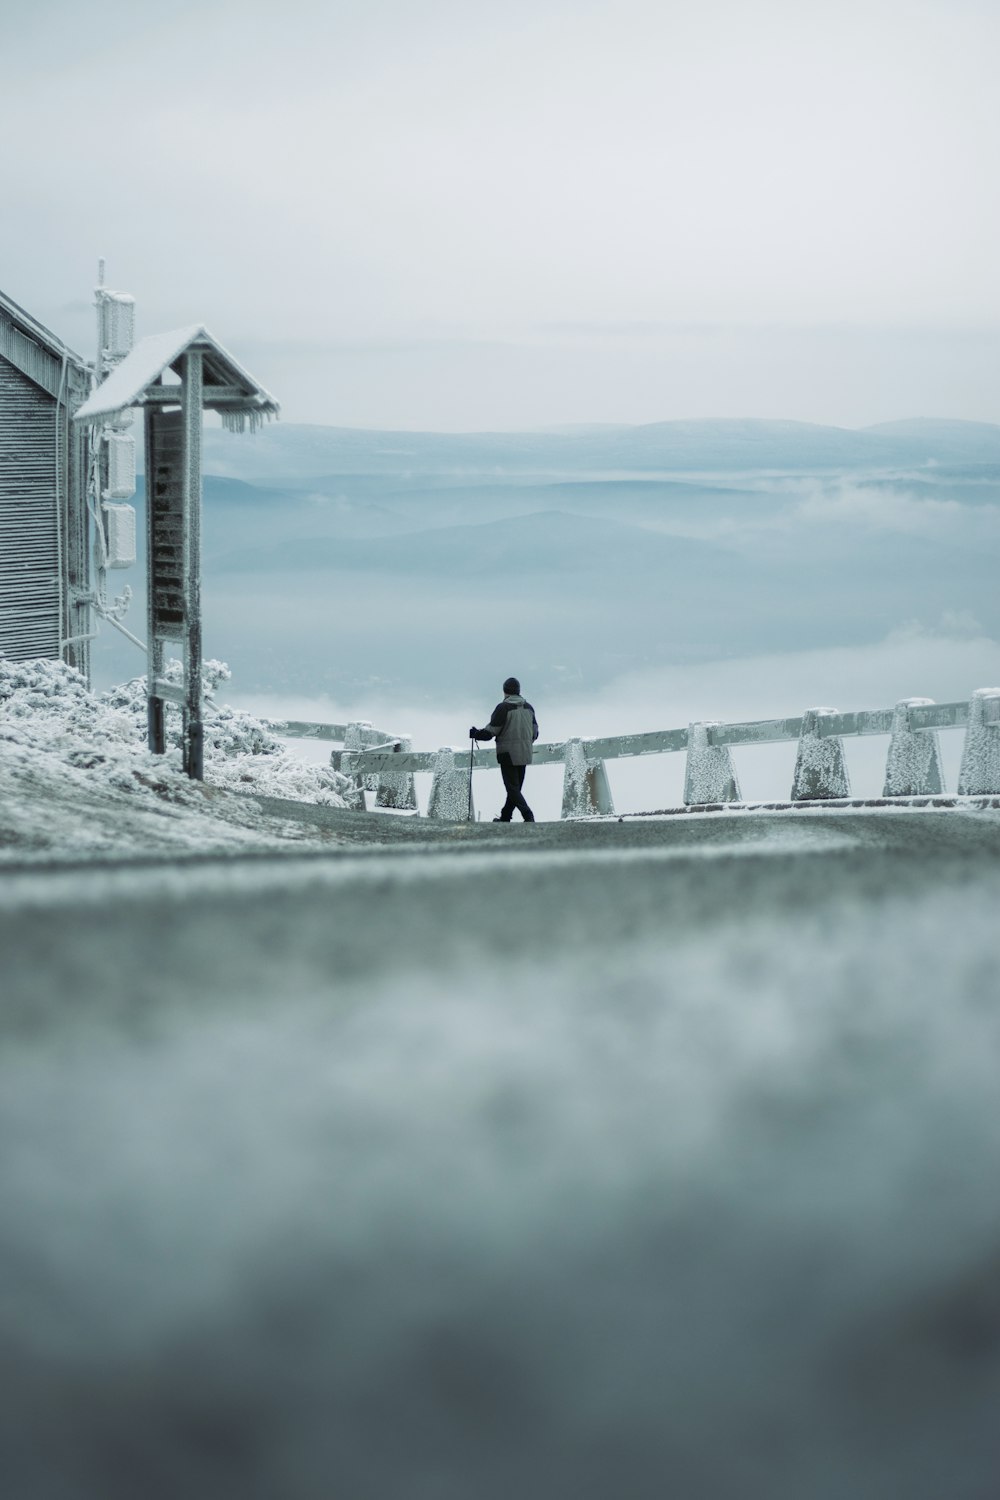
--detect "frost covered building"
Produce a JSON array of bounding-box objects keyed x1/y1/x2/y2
[
  {"x1": 0, "y1": 290, "x2": 92, "y2": 674},
  {"x1": 2, "y1": 284, "x2": 278, "y2": 779}
]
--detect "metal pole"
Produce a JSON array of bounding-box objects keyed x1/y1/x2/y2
[{"x1": 468, "y1": 737, "x2": 475, "y2": 821}]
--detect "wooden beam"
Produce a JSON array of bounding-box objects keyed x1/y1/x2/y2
[
  {"x1": 812, "y1": 709, "x2": 895, "y2": 739},
  {"x1": 272, "y1": 720, "x2": 351, "y2": 741},
  {"x1": 140, "y1": 386, "x2": 184, "y2": 406},
  {"x1": 906, "y1": 700, "x2": 970, "y2": 732},
  {"x1": 140, "y1": 383, "x2": 261, "y2": 411},
  {"x1": 708, "y1": 717, "x2": 805, "y2": 748},
  {"x1": 202, "y1": 385, "x2": 256, "y2": 403}
]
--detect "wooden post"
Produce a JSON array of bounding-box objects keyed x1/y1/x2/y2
[
  {"x1": 181, "y1": 350, "x2": 203, "y2": 779},
  {"x1": 144, "y1": 399, "x2": 167, "y2": 755},
  {"x1": 341, "y1": 720, "x2": 374, "y2": 809}
]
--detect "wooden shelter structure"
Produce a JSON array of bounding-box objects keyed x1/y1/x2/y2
[
  {"x1": 75, "y1": 326, "x2": 278, "y2": 777},
  {"x1": 0, "y1": 290, "x2": 92, "y2": 674}
]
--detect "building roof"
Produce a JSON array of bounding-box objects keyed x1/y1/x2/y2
[
  {"x1": 0, "y1": 287, "x2": 90, "y2": 401},
  {"x1": 74, "y1": 324, "x2": 279, "y2": 432}
]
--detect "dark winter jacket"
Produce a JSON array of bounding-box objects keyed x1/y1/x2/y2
[{"x1": 474, "y1": 695, "x2": 539, "y2": 766}]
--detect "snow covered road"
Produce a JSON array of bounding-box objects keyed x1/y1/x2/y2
[{"x1": 2, "y1": 808, "x2": 1000, "y2": 1499}]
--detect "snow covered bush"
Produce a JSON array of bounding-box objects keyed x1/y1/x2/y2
[
  {"x1": 100, "y1": 660, "x2": 287, "y2": 760},
  {"x1": 1, "y1": 657, "x2": 139, "y2": 754},
  {"x1": 0, "y1": 656, "x2": 352, "y2": 816}
]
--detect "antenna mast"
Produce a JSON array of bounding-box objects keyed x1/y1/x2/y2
[{"x1": 89, "y1": 262, "x2": 139, "y2": 634}]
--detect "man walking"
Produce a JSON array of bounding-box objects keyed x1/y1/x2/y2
[{"x1": 471, "y1": 677, "x2": 539, "y2": 822}]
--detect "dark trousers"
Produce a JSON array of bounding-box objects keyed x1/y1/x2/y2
[{"x1": 498, "y1": 753, "x2": 534, "y2": 821}]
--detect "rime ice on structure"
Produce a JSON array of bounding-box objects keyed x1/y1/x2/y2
[
  {"x1": 561, "y1": 739, "x2": 614, "y2": 818},
  {"x1": 791, "y1": 708, "x2": 851, "y2": 801},
  {"x1": 345, "y1": 721, "x2": 381, "y2": 792},
  {"x1": 340, "y1": 720, "x2": 374, "y2": 809},
  {"x1": 375, "y1": 736, "x2": 417, "y2": 810},
  {"x1": 427, "y1": 748, "x2": 472, "y2": 820},
  {"x1": 883, "y1": 698, "x2": 944, "y2": 797},
  {"x1": 683, "y1": 722, "x2": 740, "y2": 805},
  {"x1": 957, "y1": 688, "x2": 1000, "y2": 795}
]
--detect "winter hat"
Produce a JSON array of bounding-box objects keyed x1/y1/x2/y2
[{"x1": 503, "y1": 676, "x2": 520, "y2": 695}]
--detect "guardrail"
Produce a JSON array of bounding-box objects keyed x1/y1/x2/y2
[
  {"x1": 271, "y1": 717, "x2": 417, "y2": 811},
  {"x1": 273, "y1": 689, "x2": 1000, "y2": 819}
]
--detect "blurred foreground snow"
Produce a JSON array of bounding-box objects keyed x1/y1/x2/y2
[{"x1": 1, "y1": 662, "x2": 1000, "y2": 1499}]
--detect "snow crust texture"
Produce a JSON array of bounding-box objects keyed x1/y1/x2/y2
[
  {"x1": 561, "y1": 738, "x2": 615, "y2": 817},
  {"x1": 0, "y1": 657, "x2": 350, "y2": 858},
  {"x1": 883, "y1": 697, "x2": 945, "y2": 797},
  {"x1": 791, "y1": 707, "x2": 851, "y2": 800},
  {"x1": 683, "y1": 720, "x2": 740, "y2": 804},
  {"x1": 374, "y1": 734, "x2": 417, "y2": 810},
  {"x1": 958, "y1": 687, "x2": 1000, "y2": 795},
  {"x1": 427, "y1": 746, "x2": 473, "y2": 820}
]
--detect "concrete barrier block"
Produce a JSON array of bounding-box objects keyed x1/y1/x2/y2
[
  {"x1": 427, "y1": 747, "x2": 473, "y2": 821},
  {"x1": 958, "y1": 688, "x2": 1000, "y2": 795},
  {"x1": 791, "y1": 708, "x2": 851, "y2": 801},
  {"x1": 883, "y1": 698, "x2": 945, "y2": 797},
  {"x1": 561, "y1": 739, "x2": 615, "y2": 818},
  {"x1": 375, "y1": 735, "x2": 417, "y2": 810},
  {"x1": 683, "y1": 721, "x2": 741, "y2": 805}
]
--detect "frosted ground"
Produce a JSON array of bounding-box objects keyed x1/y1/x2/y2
[
  {"x1": 0, "y1": 657, "x2": 354, "y2": 860},
  {"x1": 2, "y1": 659, "x2": 1000, "y2": 1498}
]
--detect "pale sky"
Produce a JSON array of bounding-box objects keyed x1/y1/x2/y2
[{"x1": 3, "y1": 0, "x2": 998, "y2": 429}]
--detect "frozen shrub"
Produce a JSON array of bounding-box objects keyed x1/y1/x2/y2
[{"x1": 1, "y1": 656, "x2": 351, "y2": 810}]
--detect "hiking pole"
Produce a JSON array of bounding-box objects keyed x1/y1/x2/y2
[{"x1": 468, "y1": 735, "x2": 475, "y2": 821}]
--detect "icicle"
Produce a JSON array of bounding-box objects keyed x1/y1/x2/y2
[{"x1": 220, "y1": 408, "x2": 275, "y2": 434}]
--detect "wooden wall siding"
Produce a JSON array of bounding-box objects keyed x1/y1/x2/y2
[
  {"x1": 0, "y1": 314, "x2": 66, "y2": 401},
  {"x1": 0, "y1": 355, "x2": 62, "y2": 661}
]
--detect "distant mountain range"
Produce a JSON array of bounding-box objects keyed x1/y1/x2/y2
[
  {"x1": 202, "y1": 417, "x2": 1000, "y2": 482},
  {"x1": 103, "y1": 416, "x2": 998, "y2": 703},
  {"x1": 211, "y1": 509, "x2": 743, "y2": 578}
]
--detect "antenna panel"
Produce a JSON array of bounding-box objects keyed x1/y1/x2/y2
[
  {"x1": 102, "y1": 502, "x2": 137, "y2": 569},
  {"x1": 99, "y1": 293, "x2": 136, "y2": 359},
  {"x1": 105, "y1": 432, "x2": 136, "y2": 499}
]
